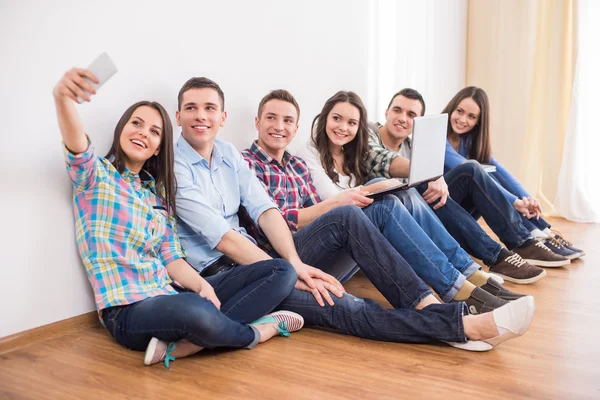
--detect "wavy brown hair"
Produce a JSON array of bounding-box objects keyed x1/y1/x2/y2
[
  {"x1": 311, "y1": 91, "x2": 369, "y2": 186},
  {"x1": 442, "y1": 86, "x2": 491, "y2": 163},
  {"x1": 105, "y1": 101, "x2": 177, "y2": 214}
]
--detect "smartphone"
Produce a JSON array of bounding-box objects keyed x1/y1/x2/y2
[{"x1": 77, "y1": 52, "x2": 118, "y2": 102}]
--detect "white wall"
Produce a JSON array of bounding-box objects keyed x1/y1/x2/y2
[
  {"x1": 0, "y1": 0, "x2": 466, "y2": 338},
  {"x1": 370, "y1": 0, "x2": 467, "y2": 120}
]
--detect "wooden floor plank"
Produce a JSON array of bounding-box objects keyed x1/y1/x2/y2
[{"x1": 1, "y1": 218, "x2": 599, "y2": 399}]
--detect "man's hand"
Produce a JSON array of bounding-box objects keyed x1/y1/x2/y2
[
  {"x1": 514, "y1": 197, "x2": 542, "y2": 219},
  {"x1": 291, "y1": 261, "x2": 345, "y2": 306},
  {"x1": 422, "y1": 177, "x2": 449, "y2": 209},
  {"x1": 334, "y1": 188, "x2": 373, "y2": 208},
  {"x1": 295, "y1": 278, "x2": 345, "y2": 307},
  {"x1": 198, "y1": 280, "x2": 221, "y2": 310}
]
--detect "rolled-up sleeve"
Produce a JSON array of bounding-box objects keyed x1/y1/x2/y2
[
  {"x1": 237, "y1": 152, "x2": 278, "y2": 224},
  {"x1": 63, "y1": 136, "x2": 102, "y2": 192},
  {"x1": 174, "y1": 159, "x2": 232, "y2": 250},
  {"x1": 158, "y1": 215, "x2": 187, "y2": 266}
]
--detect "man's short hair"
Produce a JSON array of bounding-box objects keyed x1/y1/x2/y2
[
  {"x1": 387, "y1": 88, "x2": 425, "y2": 116},
  {"x1": 178, "y1": 77, "x2": 225, "y2": 111},
  {"x1": 257, "y1": 89, "x2": 300, "y2": 120}
]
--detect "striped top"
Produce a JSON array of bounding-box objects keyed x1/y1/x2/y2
[{"x1": 64, "y1": 139, "x2": 185, "y2": 311}]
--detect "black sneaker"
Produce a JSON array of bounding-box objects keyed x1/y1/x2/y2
[
  {"x1": 480, "y1": 278, "x2": 527, "y2": 301},
  {"x1": 464, "y1": 287, "x2": 508, "y2": 315}
]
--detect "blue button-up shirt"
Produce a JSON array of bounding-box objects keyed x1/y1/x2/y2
[{"x1": 174, "y1": 136, "x2": 277, "y2": 271}]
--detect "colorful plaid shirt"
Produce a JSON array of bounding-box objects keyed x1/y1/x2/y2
[
  {"x1": 242, "y1": 141, "x2": 321, "y2": 232},
  {"x1": 64, "y1": 140, "x2": 185, "y2": 311}
]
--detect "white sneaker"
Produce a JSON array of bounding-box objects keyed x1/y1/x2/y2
[
  {"x1": 445, "y1": 340, "x2": 493, "y2": 352},
  {"x1": 483, "y1": 295, "x2": 536, "y2": 347}
]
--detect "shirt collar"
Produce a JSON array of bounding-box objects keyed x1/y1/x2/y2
[
  {"x1": 107, "y1": 154, "x2": 155, "y2": 189},
  {"x1": 249, "y1": 140, "x2": 292, "y2": 166},
  {"x1": 176, "y1": 135, "x2": 228, "y2": 169}
]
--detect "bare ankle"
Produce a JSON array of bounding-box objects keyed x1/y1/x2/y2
[
  {"x1": 255, "y1": 323, "x2": 278, "y2": 343},
  {"x1": 415, "y1": 294, "x2": 440, "y2": 310},
  {"x1": 463, "y1": 313, "x2": 499, "y2": 340}
]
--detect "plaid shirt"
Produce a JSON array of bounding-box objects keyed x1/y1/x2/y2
[
  {"x1": 242, "y1": 141, "x2": 320, "y2": 232},
  {"x1": 64, "y1": 140, "x2": 185, "y2": 311},
  {"x1": 367, "y1": 121, "x2": 402, "y2": 179}
]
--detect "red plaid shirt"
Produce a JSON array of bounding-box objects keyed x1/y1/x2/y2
[{"x1": 242, "y1": 141, "x2": 321, "y2": 232}]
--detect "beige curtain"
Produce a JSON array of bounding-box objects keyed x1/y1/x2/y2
[{"x1": 466, "y1": 0, "x2": 576, "y2": 215}]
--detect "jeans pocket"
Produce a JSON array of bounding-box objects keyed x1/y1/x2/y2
[{"x1": 102, "y1": 307, "x2": 124, "y2": 339}]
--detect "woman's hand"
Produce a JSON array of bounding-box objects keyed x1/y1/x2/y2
[
  {"x1": 198, "y1": 280, "x2": 221, "y2": 310},
  {"x1": 514, "y1": 197, "x2": 542, "y2": 219},
  {"x1": 53, "y1": 68, "x2": 99, "y2": 103},
  {"x1": 334, "y1": 187, "x2": 373, "y2": 208}
]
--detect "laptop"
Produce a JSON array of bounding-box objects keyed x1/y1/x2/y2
[{"x1": 367, "y1": 113, "x2": 448, "y2": 198}]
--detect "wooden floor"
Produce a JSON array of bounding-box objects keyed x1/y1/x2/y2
[{"x1": 1, "y1": 217, "x2": 599, "y2": 399}]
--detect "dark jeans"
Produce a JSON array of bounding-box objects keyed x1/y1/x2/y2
[
  {"x1": 102, "y1": 259, "x2": 297, "y2": 351},
  {"x1": 488, "y1": 170, "x2": 551, "y2": 231},
  {"x1": 276, "y1": 205, "x2": 467, "y2": 344},
  {"x1": 422, "y1": 161, "x2": 532, "y2": 264}
]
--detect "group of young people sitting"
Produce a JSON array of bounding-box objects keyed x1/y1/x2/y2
[{"x1": 53, "y1": 65, "x2": 584, "y2": 368}]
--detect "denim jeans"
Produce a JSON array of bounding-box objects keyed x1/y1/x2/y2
[
  {"x1": 388, "y1": 188, "x2": 481, "y2": 271},
  {"x1": 362, "y1": 194, "x2": 478, "y2": 302},
  {"x1": 399, "y1": 185, "x2": 502, "y2": 266},
  {"x1": 442, "y1": 161, "x2": 532, "y2": 251},
  {"x1": 488, "y1": 171, "x2": 551, "y2": 231},
  {"x1": 102, "y1": 259, "x2": 297, "y2": 351},
  {"x1": 275, "y1": 205, "x2": 467, "y2": 344}
]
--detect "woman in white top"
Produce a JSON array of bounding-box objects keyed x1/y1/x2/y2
[{"x1": 297, "y1": 91, "x2": 526, "y2": 309}]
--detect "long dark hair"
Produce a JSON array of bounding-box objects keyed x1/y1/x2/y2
[
  {"x1": 442, "y1": 86, "x2": 491, "y2": 163},
  {"x1": 311, "y1": 91, "x2": 369, "y2": 186},
  {"x1": 105, "y1": 101, "x2": 177, "y2": 214}
]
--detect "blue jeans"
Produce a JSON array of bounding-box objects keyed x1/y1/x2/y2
[
  {"x1": 276, "y1": 205, "x2": 467, "y2": 344},
  {"x1": 441, "y1": 161, "x2": 532, "y2": 251},
  {"x1": 397, "y1": 186, "x2": 503, "y2": 266},
  {"x1": 362, "y1": 194, "x2": 478, "y2": 302},
  {"x1": 388, "y1": 188, "x2": 480, "y2": 270},
  {"x1": 488, "y1": 171, "x2": 551, "y2": 231},
  {"x1": 102, "y1": 259, "x2": 297, "y2": 351}
]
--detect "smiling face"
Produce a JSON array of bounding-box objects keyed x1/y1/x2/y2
[
  {"x1": 118, "y1": 105, "x2": 163, "y2": 171},
  {"x1": 325, "y1": 101, "x2": 360, "y2": 151},
  {"x1": 450, "y1": 97, "x2": 480, "y2": 135},
  {"x1": 255, "y1": 99, "x2": 299, "y2": 157},
  {"x1": 384, "y1": 95, "x2": 423, "y2": 142},
  {"x1": 176, "y1": 88, "x2": 227, "y2": 152}
]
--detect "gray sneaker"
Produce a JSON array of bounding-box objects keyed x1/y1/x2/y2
[
  {"x1": 464, "y1": 287, "x2": 508, "y2": 315},
  {"x1": 480, "y1": 278, "x2": 527, "y2": 301}
]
